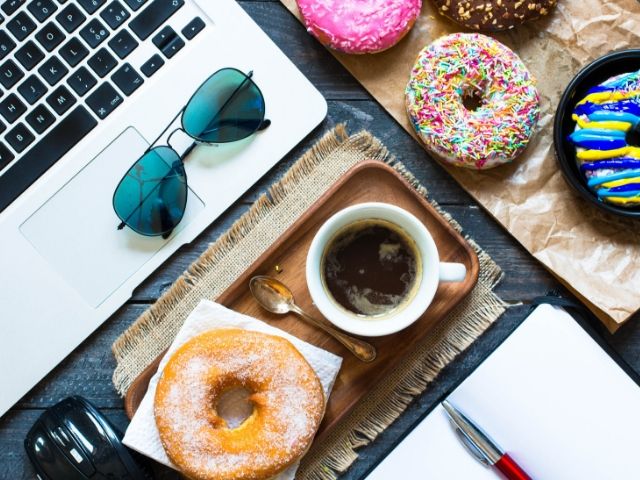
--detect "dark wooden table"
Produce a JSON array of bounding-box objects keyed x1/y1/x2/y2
[{"x1": 2, "y1": 1, "x2": 639, "y2": 478}]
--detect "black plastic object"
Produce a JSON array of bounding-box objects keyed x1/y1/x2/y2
[
  {"x1": 553, "y1": 49, "x2": 640, "y2": 220},
  {"x1": 24, "y1": 396, "x2": 151, "y2": 480}
]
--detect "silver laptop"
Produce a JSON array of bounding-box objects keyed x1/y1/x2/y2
[{"x1": 0, "y1": 0, "x2": 327, "y2": 416}]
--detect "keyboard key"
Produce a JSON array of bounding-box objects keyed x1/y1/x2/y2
[
  {"x1": 59, "y1": 37, "x2": 88, "y2": 66},
  {"x1": 38, "y1": 56, "x2": 67, "y2": 85},
  {"x1": 182, "y1": 16, "x2": 204, "y2": 40},
  {"x1": 17, "y1": 74, "x2": 47, "y2": 104},
  {"x1": 6, "y1": 122, "x2": 34, "y2": 152},
  {"x1": 151, "y1": 25, "x2": 184, "y2": 59},
  {"x1": 108, "y1": 29, "x2": 137, "y2": 59},
  {"x1": 1, "y1": 0, "x2": 26, "y2": 16},
  {"x1": 0, "y1": 106, "x2": 97, "y2": 212},
  {"x1": 86, "y1": 82, "x2": 121, "y2": 118},
  {"x1": 122, "y1": 0, "x2": 145, "y2": 10},
  {"x1": 35, "y1": 21, "x2": 65, "y2": 51},
  {"x1": 111, "y1": 62, "x2": 142, "y2": 95},
  {"x1": 7, "y1": 12, "x2": 37, "y2": 41},
  {"x1": 0, "y1": 119, "x2": 6, "y2": 134},
  {"x1": 79, "y1": 18, "x2": 109, "y2": 47},
  {"x1": 66, "y1": 66, "x2": 95, "y2": 95},
  {"x1": 129, "y1": 0, "x2": 184, "y2": 40},
  {"x1": 0, "y1": 141, "x2": 14, "y2": 169},
  {"x1": 140, "y1": 53, "x2": 162, "y2": 77},
  {"x1": 14, "y1": 40, "x2": 44, "y2": 69},
  {"x1": 0, "y1": 93, "x2": 26, "y2": 122},
  {"x1": 46, "y1": 84, "x2": 75, "y2": 114},
  {"x1": 87, "y1": 47, "x2": 116, "y2": 77},
  {"x1": 25, "y1": 103, "x2": 53, "y2": 132},
  {"x1": 0, "y1": 59, "x2": 24, "y2": 88},
  {"x1": 56, "y1": 3, "x2": 85, "y2": 32},
  {"x1": 151, "y1": 25, "x2": 172, "y2": 48},
  {"x1": 100, "y1": 0, "x2": 129, "y2": 29},
  {"x1": 0, "y1": 31, "x2": 16, "y2": 60},
  {"x1": 27, "y1": 0, "x2": 57, "y2": 22},
  {"x1": 161, "y1": 34, "x2": 183, "y2": 58},
  {"x1": 77, "y1": 0, "x2": 105, "y2": 14}
]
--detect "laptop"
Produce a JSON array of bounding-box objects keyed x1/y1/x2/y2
[{"x1": 0, "y1": 0, "x2": 327, "y2": 416}]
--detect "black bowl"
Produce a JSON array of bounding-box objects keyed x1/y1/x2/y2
[{"x1": 553, "y1": 49, "x2": 640, "y2": 220}]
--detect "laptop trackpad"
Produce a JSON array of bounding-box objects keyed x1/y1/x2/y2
[{"x1": 20, "y1": 127, "x2": 205, "y2": 307}]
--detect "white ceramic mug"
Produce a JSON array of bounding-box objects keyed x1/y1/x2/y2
[{"x1": 306, "y1": 203, "x2": 467, "y2": 337}]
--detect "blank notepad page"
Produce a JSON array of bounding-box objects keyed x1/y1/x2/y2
[{"x1": 366, "y1": 304, "x2": 640, "y2": 479}]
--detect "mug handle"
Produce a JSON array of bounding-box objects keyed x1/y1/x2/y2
[{"x1": 438, "y1": 262, "x2": 467, "y2": 282}]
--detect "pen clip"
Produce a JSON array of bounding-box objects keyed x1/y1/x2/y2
[{"x1": 453, "y1": 425, "x2": 493, "y2": 467}]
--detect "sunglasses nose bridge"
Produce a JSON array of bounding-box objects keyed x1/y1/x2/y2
[
  {"x1": 166, "y1": 126, "x2": 201, "y2": 159},
  {"x1": 167, "y1": 127, "x2": 186, "y2": 150}
]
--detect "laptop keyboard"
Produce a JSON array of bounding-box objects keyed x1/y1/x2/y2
[{"x1": 0, "y1": 0, "x2": 206, "y2": 213}]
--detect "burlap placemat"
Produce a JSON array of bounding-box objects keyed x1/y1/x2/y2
[{"x1": 112, "y1": 126, "x2": 507, "y2": 479}]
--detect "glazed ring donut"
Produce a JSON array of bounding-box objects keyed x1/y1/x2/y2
[
  {"x1": 296, "y1": 0, "x2": 422, "y2": 54},
  {"x1": 405, "y1": 33, "x2": 540, "y2": 169},
  {"x1": 569, "y1": 70, "x2": 640, "y2": 207},
  {"x1": 154, "y1": 329, "x2": 325, "y2": 480}
]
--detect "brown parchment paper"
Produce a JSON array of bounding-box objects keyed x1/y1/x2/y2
[{"x1": 281, "y1": 0, "x2": 640, "y2": 332}]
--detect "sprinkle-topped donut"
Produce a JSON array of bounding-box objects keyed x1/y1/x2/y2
[
  {"x1": 296, "y1": 0, "x2": 422, "y2": 54},
  {"x1": 405, "y1": 33, "x2": 540, "y2": 169},
  {"x1": 568, "y1": 70, "x2": 640, "y2": 207}
]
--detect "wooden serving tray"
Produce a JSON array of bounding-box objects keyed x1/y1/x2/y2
[{"x1": 124, "y1": 161, "x2": 479, "y2": 441}]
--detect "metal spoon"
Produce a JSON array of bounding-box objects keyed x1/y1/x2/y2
[{"x1": 249, "y1": 275, "x2": 377, "y2": 363}]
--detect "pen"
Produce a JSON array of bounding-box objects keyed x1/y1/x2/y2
[{"x1": 442, "y1": 400, "x2": 532, "y2": 480}]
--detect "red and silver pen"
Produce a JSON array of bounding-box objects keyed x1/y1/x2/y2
[{"x1": 442, "y1": 400, "x2": 532, "y2": 480}]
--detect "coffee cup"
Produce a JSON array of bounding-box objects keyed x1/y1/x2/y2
[{"x1": 306, "y1": 203, "x2": 466, "y2": 337}]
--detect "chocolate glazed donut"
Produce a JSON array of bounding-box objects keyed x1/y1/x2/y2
[{"x1": 432, "y1": 0, "x2": 558, "y2": 31}]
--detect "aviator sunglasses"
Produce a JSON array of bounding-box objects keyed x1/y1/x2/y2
[{"x1": 112, "y1": 67, "x2": 270, "y2": 238}]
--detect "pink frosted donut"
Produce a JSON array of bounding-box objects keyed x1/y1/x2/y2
[{"x1": 296, "y1": 0, "x2": 422, "y2": 54}]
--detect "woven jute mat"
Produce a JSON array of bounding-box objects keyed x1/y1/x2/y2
[{"x1": 112, "y1": 125, "x2": 507, "y2": 479}]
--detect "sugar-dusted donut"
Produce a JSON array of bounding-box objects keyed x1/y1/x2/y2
[
  {"x1": 432, "y1": 0, "x2": 558, "y2": 31},
  {"x1": 154, "y1": 329, "x2": 325, "y2": 480},
  {"x1": 405, "y1": 33, "x2": 540, "y2": 170},
  {"x1": 296, "y1": 0, "x2": 422, "y2": 54},
  {"x1": 569, "y1": 70, "x2": 640, "y2": 207}
]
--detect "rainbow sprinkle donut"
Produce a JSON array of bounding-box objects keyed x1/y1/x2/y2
[
  {"x1": 568, "y1": 70, "x2": 640, "y2": 208},
  {"x1": 405, "y1": 33, "x2": 540, "y2": 170}
]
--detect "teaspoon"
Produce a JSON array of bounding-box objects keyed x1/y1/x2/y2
[{"x1": 249, "y1": 275, "x2": 377, "y2": 363}]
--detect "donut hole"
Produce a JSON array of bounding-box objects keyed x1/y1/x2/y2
[
  {"x1": 626, "y1": 124, "x2": 640, "y2": 147},
  {"x1": 462, "y1": 90, "x2": 484, "y2": 111},
  {"x1": 215, "y1": 386, "x2": 255, "y2": 429}
]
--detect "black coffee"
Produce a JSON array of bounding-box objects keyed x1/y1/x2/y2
[{"x1": 322, "y1": 219, "x2": 420, "y2": 317}]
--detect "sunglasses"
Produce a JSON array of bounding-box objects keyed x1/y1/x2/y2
[{"x1": 113, "y1": 67, "x2": 270, "y2": 238}]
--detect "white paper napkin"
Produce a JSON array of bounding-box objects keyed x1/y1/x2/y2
[{"x1": 123, "y1": 299, "x2": 343, "y2": 479}]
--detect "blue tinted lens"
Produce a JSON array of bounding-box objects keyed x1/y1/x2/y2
[
  {"x1": 182, "y1": 68, "x2": 265, "y2": 143},
  {"x1": 113, "y1": 146, "x2": 187, "y2": 236}
]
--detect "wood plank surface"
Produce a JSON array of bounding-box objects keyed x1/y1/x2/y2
[{"x1": 1, "y1": 1, "x2": 639, "y2": 479}]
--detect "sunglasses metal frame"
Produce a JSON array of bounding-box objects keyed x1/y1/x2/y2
[{"x1": 113, "y1": 68, "x2": 271, "y2": 239}]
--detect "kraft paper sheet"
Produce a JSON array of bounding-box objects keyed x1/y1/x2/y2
[{"x1": 280, "y1": 0, "x2": 640, "y2": 332}]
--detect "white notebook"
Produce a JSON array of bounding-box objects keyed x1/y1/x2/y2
[{"x1": 366, "y1": 304, "x2": 640, "y2": 479}]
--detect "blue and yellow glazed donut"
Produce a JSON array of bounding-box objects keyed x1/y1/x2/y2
[{"x1": 569, "y1": 70, "x2": 640, "y2": 207}]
